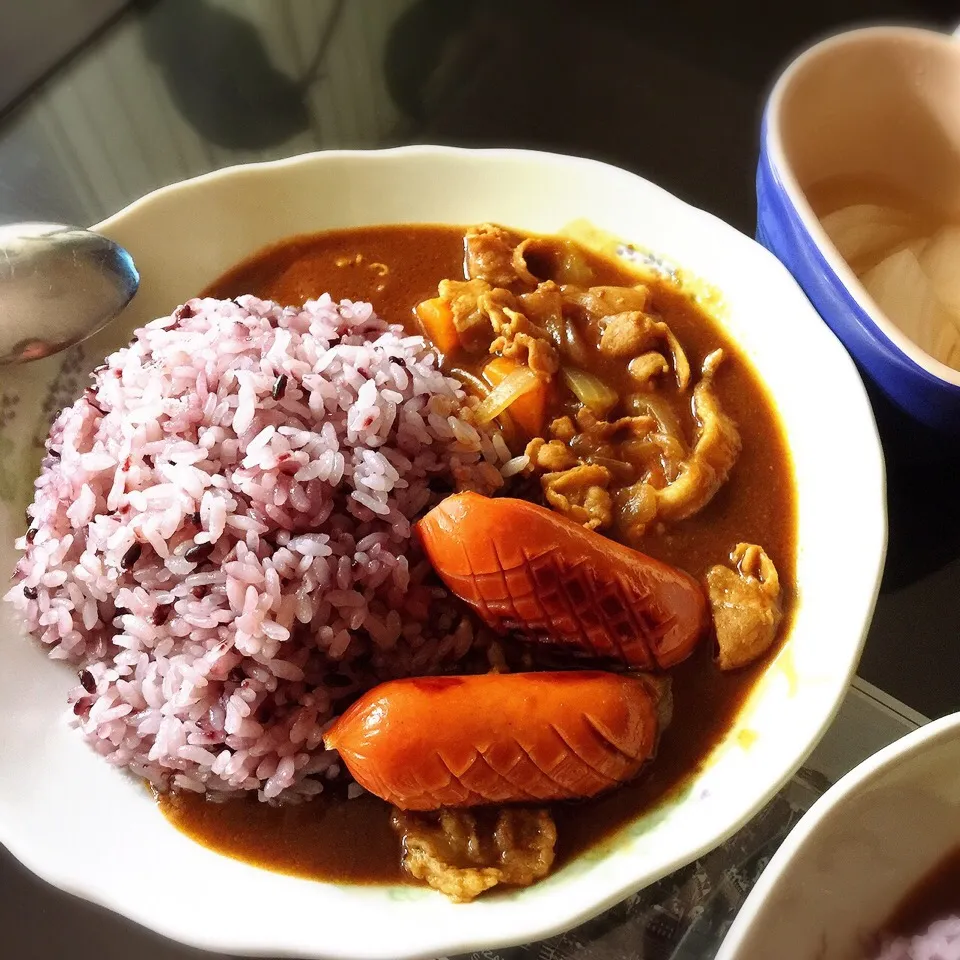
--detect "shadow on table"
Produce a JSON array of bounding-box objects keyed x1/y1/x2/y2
[
  {"x1": 866, "y1": 381, "x2": 960, "y2": 593},
  {"x1": 858, "y1": 380, "x2": 960, "y2": 718},
  {"x1": 0, "y1": 844, "x2": 224, "y2": 960},
  {"x1": 139, "y1": 0, "x2": 345, "y2": 150}
]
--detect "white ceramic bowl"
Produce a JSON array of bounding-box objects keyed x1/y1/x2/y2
[
  {"x1": 717, "y1": 711, "x2": 960, "y2": 960},
  {"x1": 0, "y1": 147, "x2": 886, "y2": 960}
]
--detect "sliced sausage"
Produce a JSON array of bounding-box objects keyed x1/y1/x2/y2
[
  {"x1": 324, "y1": 671, "x2": 657, "y2": 810},
  {"x1": 416, "y1": 492, "x2": 708, "y2": 669}
]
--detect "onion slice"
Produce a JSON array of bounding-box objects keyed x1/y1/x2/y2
[
  {"x1": 473, "y1": 367, "x2": 540, "y2": 423},
  {"x1": 562, "y1": 367, "x2": 618, "y2": 416},
  {"x1": 450, "y1": 367, "x2": 492, "y2": 399},
  {"x1": 820, "y1": 204, "x2": 923, "y2": 271},
  {"x1": 920, "y1": 225, "x2": 960, "y2": 311},
  {"x1": 861, "y1": 246, "x2": 960, "y2": 368}
]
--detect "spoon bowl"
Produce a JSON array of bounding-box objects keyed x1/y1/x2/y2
[{"x1": 0, "y1": 222, "x2": 139, "y2": 364}]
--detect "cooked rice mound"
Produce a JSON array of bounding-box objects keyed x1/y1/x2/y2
[
  {"x1": 6, "y1": 295, "x2": 510, "y2": 800},
  {"x1": 877, "y1": 916, "x2": 960, "y2": 960}
]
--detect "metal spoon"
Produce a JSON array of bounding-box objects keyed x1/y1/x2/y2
[{"x1": 0, "y1": 222, "x2": 139, "y2": 364}]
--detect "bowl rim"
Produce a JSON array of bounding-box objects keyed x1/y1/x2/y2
[
  {"x1": 715, "y1": 709, "x2": 960, "y2": 960},
  {"x1": 764, "y1": 23, "x2": 960, "y2": 389},
  {"x1": 0, "y1": 144, "x2": 888, "y2": 960}
]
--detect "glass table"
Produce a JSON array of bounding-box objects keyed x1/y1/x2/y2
[{"x1": 0, "y1": 2, "x2": 956, "y2": 957}]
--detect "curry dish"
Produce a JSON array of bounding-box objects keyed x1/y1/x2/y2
[{"x1": 152, "y1": 223, "x2": 796, "y2": 899}]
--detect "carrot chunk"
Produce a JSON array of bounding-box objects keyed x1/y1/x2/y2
[{"x1": 415, "y1": 297, "x2": 459, "y2": 355}]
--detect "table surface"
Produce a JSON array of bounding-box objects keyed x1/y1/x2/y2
[{"x1": 1, "y1": 1, "x2": 959, "y2": 956}]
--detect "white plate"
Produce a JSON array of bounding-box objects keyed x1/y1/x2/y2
[
  {"x1": 717, "y1": 711, "x2": 960, "y2": 960},
  {"x1": 0, "y1": 146, "x2": 886, "y2": 960}
]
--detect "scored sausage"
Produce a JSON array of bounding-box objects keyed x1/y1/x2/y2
[
  {"x1": 416, "y1": 493, "x2": 708, "y2": 669},
  {"x1": 323, "y1": 672, "x2": 658, "y2": 810}
]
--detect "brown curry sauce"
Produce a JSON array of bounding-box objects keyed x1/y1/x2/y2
[{"x1": 158, "y1": 224, "x2": 797, "y2": 885}]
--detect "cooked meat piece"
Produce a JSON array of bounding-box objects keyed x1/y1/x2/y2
[
  {"x1": 524, "y1": 437, "x2": 578, "y2": 472},
  {"x1": 628, "y1": 352, "x2": 670, "y2": 388},
  {"x1": 453, "y1": 461, "x2": 504, "y2": 496},
  {"x1": 613, "y1": 480, "x2": 659, "y2": 542},
  {"x1": 612, "y1": 355, "x2": 739, "y2": 539},
  {"x1": 525, "y1": 412, "x2": 670, "y2": 511},
  {"x1": 569, "y1": 413, "x2": 657, "y2": 465},
  {"x1": 516, "y1": 239, "x2": 595, "y2": 286},
  {"x1": 512, "y1": 237, "x2": 595, "y2": 287},
  {"x1": 511, "y1": 238, "x2": 544, "y2": 287},
  {"x1": 465, "y1": 224, "x2": 532, "y2": 289},
  {"x1": 598, "y1": 312, "x2": 691, "y2": 389},
  {"x1": 479, "y1": 284, "x2": 518, "y2": 316},
  {"x1": 575, "y1": 411, "x2": 656, "y2": 442},
  {"x1": 706, "y1": 543, "x2": 782, "y2": 670},
  {"x1": 562, "y1": 284, "x2": 649, "y2": 317},
  {"x1": 391, "y1": 807, "x2": 557, "y2": 903},
  {"x1": 573, "y1": 406, "x2": 602, "y2": 432},
  {"x1": 598, "y1": 312, "x2": 651, "y2": 357},
  {"x1": 486, "y1": 300, "x2": 560, "y2": 376},
  {"x1": 549, "y1": 416, "x2": 577, "y2": 442},
  {"x1": 655, "y1": 350, "x2": 741, "y2": 522},
  {"x1": 518, "y1": 280, "x2": 564, "y2": 329},
  {"x1": 542, "y1": 463, "x2": 613, "y2": 530},
  {"x1": 492, "y1": 808, "x2": 555, "y2": 880},
  {"x1": 438, "y1": 278, "x2": 495, "y2": 353},
  {"x1": 498, "y1": 330, "x2": 559, "y2": 377}
]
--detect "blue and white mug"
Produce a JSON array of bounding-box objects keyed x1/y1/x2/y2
[{"x1": 757, "y1": 25, "x2": 960, "y2": 434}]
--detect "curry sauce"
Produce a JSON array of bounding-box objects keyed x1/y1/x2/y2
[{"x1": 159, "y1": 224, "x2": 796, "y2": 885}]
